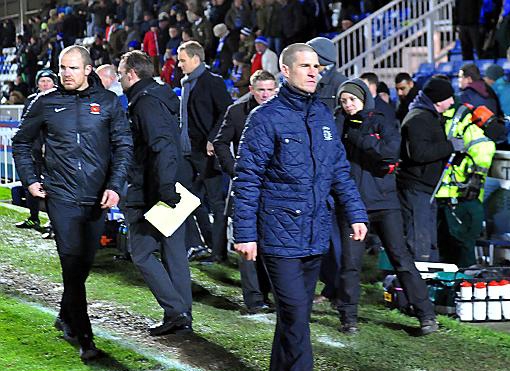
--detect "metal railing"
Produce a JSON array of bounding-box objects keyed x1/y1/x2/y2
[
  {"x1": 0, "y1": 104, "x2": 23, "y2": 184},
  {"x1": 333, "y1": 0, "x2": 455, "y2": 80}
]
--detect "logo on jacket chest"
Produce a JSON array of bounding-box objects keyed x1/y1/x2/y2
[
  {"x1": 90, "y1": 103, "x2": 101, "y2": 115},
  {"x1": 322, "y1": 126, "x2": 333, "y2": 141}
]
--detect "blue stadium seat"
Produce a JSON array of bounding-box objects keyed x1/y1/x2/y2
[
  {"x1": 436, "y1": 61, "x2": 456, "y2": 76},
  {"x1": 475, "y1": 59, "x2": 496, "y2": 74},
  {"x1": 497, "y1": 58, "x2": 510, "y2": 72},
  {"x1": 417, "y1": 62, "x2": 435, "y2": 75}
]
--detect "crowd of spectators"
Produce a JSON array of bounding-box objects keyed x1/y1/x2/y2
[{"x1": 0, "y1": 0, "x2": 393, "y2": 103}]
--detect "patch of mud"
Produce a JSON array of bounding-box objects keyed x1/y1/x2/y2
[{"x1": 0, "y1": 263, "x2": 257, "y2": 371}]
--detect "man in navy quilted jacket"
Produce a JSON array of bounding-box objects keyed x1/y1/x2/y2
[{"x1": 233, "y1": 43, "x2": 368, "y2": 371}]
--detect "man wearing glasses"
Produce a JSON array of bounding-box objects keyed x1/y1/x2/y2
[{"x1": 13, "y1": 45, "x2": 133, "y2": 360}]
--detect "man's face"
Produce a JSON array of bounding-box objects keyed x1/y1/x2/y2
[
  {"x1": 169, "y1": 27, "x2": 178, "y2": 38},
  {"x1": 254, "y1": 42, "x2": 266, "y2": 53},
  {"x1": 178, "y1": 49, "x2": 200, "y2": 75},
  {"x1": 97, "y1": 69, "x2": 115, "y2": 89},
  {"x1": 59, "y1": 50, "x2": 92, "y2": 91},
  {"x1": 37, "y1": 77, "x2": 54, "y2": 92},
  {"x1": 281, "y1": 50, "x2": 319, "y2": 94},
  {"x1": 118, "y1": 60, "x2": 132, "y2": 91},
  {"x1": 458, "y1": 70, "x2": 472, "y2": 89},
  {"x1": 395, "y1": 79, "x2": 414, "y2": 100},
  {"x1": 250, "y1": 79, "x2": 277, "y2": 104},
  {"x1": 434, "y1": 96, "x2": 454, "y2": 113}
]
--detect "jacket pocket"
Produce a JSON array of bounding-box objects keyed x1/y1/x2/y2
[
  {"x1": 279, "y1": 134, "x2": 305, "y2": 167},
  {"x1": 261, "y1": 200, "x2": 305, "y2": 248}
]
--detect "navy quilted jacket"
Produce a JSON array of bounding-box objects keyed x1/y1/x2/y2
[{"x1": 233, "y1": 83, "x2": 368, "y2": 258}]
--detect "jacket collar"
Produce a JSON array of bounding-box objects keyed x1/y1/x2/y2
[
  {"x1": 278, "y1": 82, "x2": 316, "y2": 111},
  {"x1": 58, "y1": 71, "x2": 103, "y2": 97},
  {"x1": 126, "y1": 77, "x2": 154, "y2": 101},
  {"x1": 408, "y1": 90, "x2": 439, "y2": 117}
]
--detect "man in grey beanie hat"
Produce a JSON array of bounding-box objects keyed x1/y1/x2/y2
[{"x1": 306, "y1": 37, "x2": 347, "y2": 112}]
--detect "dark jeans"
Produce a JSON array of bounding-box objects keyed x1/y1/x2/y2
[
  {"x1": 25, "y1": 188, "x2": 40, "y2": 222},
  {"x1": 438, "y1": 199, "x2": 484, "y2": 268},
  {"x1": 336, "y1": 209, "x2": 435, "y2": 324},
  {"x1": 180, "y1": 153, "x2": 227, "y2": 259},
  {"x1": 126, "y1": 208, "x2": 192, "y2": 317},
  {"x1": 239, "y1": 257, "x2": 271, "y2": 308},
  {"x1": 262, "y1": 254, "x2": 322, "y2": 371},
  {"x1": 459, "y1": 25, "x2": 481, "y2": 60},
  {"x1": 399, "y1": 188, "x2": 439, "y2": 262},
  {"x1": 46, "y1": 197, "x2": 106, "y2": 346},
  {"x1": 319, "y1": 212, "x2": 342, "y2": 298}
]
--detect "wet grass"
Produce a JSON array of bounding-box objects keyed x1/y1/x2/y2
[
  {"x1": 2, "y1": 204, "x2": 510, "y2": 371},
  {"x1": 0, "y1": 291, "x2": 169, "y2": 371}
]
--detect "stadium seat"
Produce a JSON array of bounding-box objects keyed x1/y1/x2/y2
[
  {"x1": 475, "y1": 59, "x2": 496, "y2": 74},
  {"x1": 416, "y1": 62, "x2": 435, "y2": 75},
  {"x1": 436, "y1": 61, "x2": 456, "y2": 76}
]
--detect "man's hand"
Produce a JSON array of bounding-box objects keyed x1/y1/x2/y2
[
  {"x1": 206, "y1": 141, "x2": 215, "y2": 156},
  {"x1": 350, "y1": 223, "x2": 368, "y2": 241},
  {"x1": 101, "y1": 189, "x2": 120, "y2": 209},
  {"x1": 28, "y1": 182, "x2": 46, "y2": 198},
  {"x1": 234, "y1": 242, "x2": 258, "y2": 261}
]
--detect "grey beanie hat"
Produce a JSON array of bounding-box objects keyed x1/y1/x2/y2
[
  {"x1": 306, "y1": 37, "x2": 337, "y2": 66},
  {"x1": 338, "y1": 82, "x2": 366, "y2": 103}
]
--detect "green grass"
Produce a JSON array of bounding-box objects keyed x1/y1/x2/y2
[
  {"x1": 0, "y1": 291, "x2": 169, "y2": 371},
  {"x1": 0, "y1": 186, "x2": 12, "y2": 201},
  {"x1": 2, "y1": 203, "x2": 510, "y2": 371}
]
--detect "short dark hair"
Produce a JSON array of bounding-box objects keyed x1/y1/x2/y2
[
  {"x1": 431, "y1": 73, "x2": 450, "y2": 82},
  {"x1": 395, "y1": 72, "x2": 412, "y2": 84},
  {"x1": 460, "y1": 63, "x2": 481, "y2": 81},
  {"x1": 60, "y1": 45, "x2": 93, "y2": 67},
  {"x1": 178, "y1": 40, "x2": 205, "y2": 62},
  {"x1": 250, "y1": 70, "x2": 276, "y2": 86},
  {"x1": 120, "y1": 50, "x2": 154, "y2": 79},
  {"x1": 360, "y1": 72, "x2": 379, "y2": 86}
]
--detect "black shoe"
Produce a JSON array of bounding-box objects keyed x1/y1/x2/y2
[
  {"x1": 419, "y1": 319, "x2": 439, "y2": 336},
  {"x1": 339, "y1": 323, "x2": 359, "y2": 335},
  {"x1": 41, "y1": 227, "x2": 54, "y2": 239},
  {"x1": 79, "y1": 341, "x2": 103, "y2": 360},
  {"x1": 15, "y1": 218, "x2": 40, "y2": 230},
  {"x1": 54, "y1": 316, "x2": 78, "y2": 343},
  {"x1": 149, "y1": 312, "x2": 193, "y2": 336},
  {"x1": 242, "y1": 303, "x2": 274, "y2": 315},
  {"x1": 187, "y1": 245, "x2": 211, "y2": 261}
]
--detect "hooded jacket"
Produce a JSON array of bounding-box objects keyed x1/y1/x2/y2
[
  {"x1": 398, "y1": 91, "x2": 455, "y2": 193},
  {"x1": 233, "y1": 83, "x2": 367, "y2": 258},
  {"x1": 458, "y1": 80, "x2": 502, "y2": 117},
  {"x1": 125, "y1": 78, "x2": 182, "y2": 209},
  {"x1": 13, "y1": 72, "x2": 133, "y2": 205},
  {"x1": 337, "y1": 78, "x2": 401, "y2": 211}
]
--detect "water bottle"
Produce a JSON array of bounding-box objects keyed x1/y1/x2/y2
[
  {"x1": 457, "y1": 281, "x2": 473, "y2": 321},
  {"x1": 500, "y1": 280, "x2": 510, "y2": 319},
  {"x1": 487, "y1": 281, "x2": 502, "y2": 321},
  {"x1": 473, "y1": 282, "x2": 487, "y2": 321}
]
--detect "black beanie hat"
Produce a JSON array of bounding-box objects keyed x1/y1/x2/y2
[
  {"x1": 338, "y1": 82, "x2": 366, "y2": 103},
  {"x1": 423, "y1": 78, "x2": 454, "y2": 103}
]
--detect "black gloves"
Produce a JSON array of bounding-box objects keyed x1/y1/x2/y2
[{"x1": 162, "y1": 191, "x2": 181, "y2": 208}]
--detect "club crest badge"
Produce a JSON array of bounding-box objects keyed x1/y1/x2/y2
[{"x1": 90, "y1": 103, "x2": 101, "y2": 114}]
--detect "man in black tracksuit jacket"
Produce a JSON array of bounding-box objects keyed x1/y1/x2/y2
[
  {"x1": 119, "y1": 50, "x2": 193, "y2": 336},
  {"x1": 13, "y1": 46, "x2": 132, "y2": 359},
  {"x1": 213, "y1": 69, "x2": 276, "y2": 313}
]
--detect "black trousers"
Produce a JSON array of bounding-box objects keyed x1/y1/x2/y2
[
  {"x1": 239, "y1": 257, "x2": 271, "y2": 308},
  {"x1": 46, "y1": 197, "x2": 106, "y2": 347},
  {"x1": 318, "y1": 211, "x2": 342, "y2": 298},
  {"x1": 336, "y1": 209, "x2": 435, "y2": 324},
  {"x1": 126, "y1": 208, "x2": 192, "y2": 317},
  {"x1": 263, "y1": 254, "x2": 322, "y2": 371},
  {"x1": 459, "y1": 25, "x2": 482, "y2": 60}
]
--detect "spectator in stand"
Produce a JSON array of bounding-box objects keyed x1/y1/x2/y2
[
  {"x1": 47, "y1": 9, "x2": 59, "y2": 38},
  {"x1": 188, "y1": 6, "x2": 214, "y2": 62},
  {"x1": 398, "y1": 78, "x2": 460, "y2": 262},
  {"x1": 238, "y1": 27, "x2": 255, "y2": 63},
  {"x1": 377, "y1": 81, "x2": 394, "y2": 107},
  {"x1": 161, "y1": 48, "x2": 178, "y2": 86},
  {"x1": 278, "y1": 0, "x2": 306, "y2": 47},
  {"x1": 212, "y1": 23, "x2": 239, "y2": 78},
  {"x1": 458, "y1": 63, "x2": 503, "y2": 118},
  {"x1": 143, "y1": 20, "x2": 161, "y2": 75},
  {"x1": 479, "y1": 0, "x2": 502, "y2": 59},
  {"x1": 307, "y1": 36, "x2": 347, "y2": 112},
  {"x1": 209, "y1": 0, "x2": 231, "y2": 26},
  {"x1": 485, "y1": 64, "x2": 510, "y2": 116},
  {"x1": 2, "y1": 19, "x2": 16, "y2": 47},
  {"x1": 63, "y1": 6, "x2": 79, "y2": 47},
  {"x1": 453, "y1": 0, "x2": 483, "y2": 60},
  {"x1": 182, "y1": 28, "x2": 193, "y2": 42},
  {"x1": 165, "y1": 25, "x2": 182, "y2": 54},
  {"x1": 49, "y1": 33, "x2": 66, "y2": 71},
  {"x1": 5, "y1": 90, "x2": 26, "y2": 105},
  {"x1": 360, "y1": 72, "x2": 397, "y2": 124},
  {"x1": 108, "y1": 18, "x2": 128, "y2": 63},
  {"x1": 90, "y1": 35, "x2": 111, "y2": 67},
  {"x1": 175, "y1": 10, "x2": 191, "y2": 31},
  {"x1": 75, "y1": 0, "x2": 90, "y2": 38},
  {"x1": 140, "y1": 11, "x2": 155, "y2": 37},
  {"x1": 250, "y1": 36, "x2": 278, "y2": 76},
  {"x1": 229, "y1": 52, "x2": 251, "y2": 97},
  {"x1": 122, "y1": 21, "x2": 141, "y2": 54},
  {"x1": 264, "y1": 0, "x2": 283, "y2": 55},
  {"x1": 13, "y1": 75, "x2": 30, "y2": 99},
  {"x1": 96, "y1": 64, "x2": 128, "y2": 109},
  {"x1": 395, "y1": 72, "x2": 419, "y2": 123},
  {"x1": 128, "y1": 40, "x2": 141, "y2": 51},
  {"x1": 157, "y1": 13, "x2": 171, "y2": 61},
  {"x1": 177, "y1": 41, "x2": 232, "y2": 263},
  {"x1": 496, "y1": 0, "x2": 510, "y2": 58},
  {"x1": 213, "y1": 70, "x2": 277, "y2": 314},
  {"x1": 225, "y1": 0, "x2": 252, "y2": 32},
  {"x1": 91, "y1": 0, "x2": 109, "y2": 36},
  {"x1": 115, "y1": 0, "x2": 128, "y2": 22}
]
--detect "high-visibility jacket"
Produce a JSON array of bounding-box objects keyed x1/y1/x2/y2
[{"x1": 436, "y1": 105, "x2": 496, "y2": 201}]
